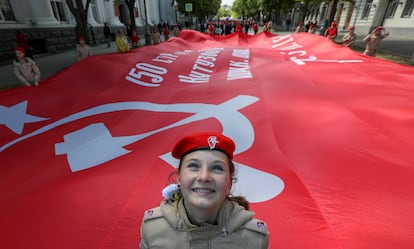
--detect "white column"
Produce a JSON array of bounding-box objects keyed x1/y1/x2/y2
[
  {"x1": 167, "y1": 1, "x2": 175, "y2": 25},
  {"x1": 135, "y1": 0, "x2": 144, "y2": 26},
  {"x1": 159, "y1": 0, "x2": 174, "y2": 25},
  {"x1": 103, "y1": 0, "x2": 122, "y2": 25},
  {"x1": 159, "y1": 0, "x2": 167, "y2": 24},
  {"x1": 132, "y1": 0, "x2": 142, "y2": 26},
  {"x1": 147, "y1": 0, "x2": 160, "y2": 26},
  {"x1": 9, "y1": 0, "x2": 30, "y2": 24},
  {"x1": 28, "y1": 0, "x2": 59, "y2": 26},
  {"x1": 87, "y1": 6, "x2": 97, "y2": 24}
]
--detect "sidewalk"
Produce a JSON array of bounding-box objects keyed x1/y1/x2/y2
[
  {"x1": 1, "y1": 31, "x2": 413, "y2": 89},
  {"x1": 0, "y1": 42, "x2": 117, "y2": 89}
]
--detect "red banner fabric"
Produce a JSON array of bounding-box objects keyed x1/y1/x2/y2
[{"x1": 1, "y1": 30, "x2": 414, "y2": 249}]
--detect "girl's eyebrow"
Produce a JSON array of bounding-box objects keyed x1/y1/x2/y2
[
  {"x1": 211, "y1": 160, "x2": 226, "y2": 164},
  {"x1": 183, "y1": 158, "x2": 201, "y2": 163}
]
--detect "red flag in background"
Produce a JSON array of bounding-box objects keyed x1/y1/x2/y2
[{"x1": 1, "y1": 30, "x2": 414, "y2": 249}]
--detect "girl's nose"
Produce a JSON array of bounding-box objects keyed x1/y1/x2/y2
[{"x1": 197, "y1": 166, "x2": 212, "y2": 182}]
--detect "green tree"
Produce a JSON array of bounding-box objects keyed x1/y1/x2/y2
[
  {"x1": 260, "y1": 0, "x2": 295, "y2": 22},
  {"x1": 232, "y1": 0, "x2": 262, "y2": 19},
  {"x1": 175, "y1": 0, "x2": 221, "y2": 21},
  {"x1": 217, "y1": 6, "x2": 232, "y2": 18}
]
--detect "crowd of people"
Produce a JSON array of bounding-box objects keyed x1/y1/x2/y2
[
  {"x1": 291, "y1": 19, "x2": 389, "y2": 55},
  {"x1": 115, "y1": 22, "x2": 181, "y2": 52},
  {"x1": 200, "y1": 18, "x2": 389, "y2": 59},
  {"x1": 199, "y1": 19, "x2": 263, "y2": 36},
  {"x1": 11, "y1": 20, "x2": 391, "y2": 87},
  {"x1": 11, "y1": 23, "x2": 182, "y2": 87}
]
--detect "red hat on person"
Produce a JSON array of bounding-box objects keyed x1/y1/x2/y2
[
  {"x1": 172, "y1": 132, "x2": 236, "y2": 159},
  {"x1": 14, "y1": 47, "x2": 25, "y2": 54},
  {"x1": 374, "y1": 26, "x2": 383, "y2": 32},
  {"x1": 77, "y1": 36, "x2": 84, "y2": 41}
]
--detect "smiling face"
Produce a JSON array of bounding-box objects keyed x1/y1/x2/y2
[{"x1": 178, "y1": 150, "x2": 232, "y2": 223}]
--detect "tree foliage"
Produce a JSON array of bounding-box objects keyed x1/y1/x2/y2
[
  {"x1": 230, "y1": 0, "x2": 339, "y2": 26},
  {"x1": 232, "y1": 0, "x2": 262, "y2": 19},
  {"x1": 216, "y1": 6, "x2": 232, "y2": 18},
  {"x1": 175, "y1": 0, "x2": 221, "y2": 21}
]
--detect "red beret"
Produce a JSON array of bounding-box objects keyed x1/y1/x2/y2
[
  {"x1": 374, "y1": 26, "x2": 383, "y2": 32},
  {"x1": 172, "y1": 132, "x2": 235, "y2": 159},
  {"x1": 14, "y1": 47, "x2": 25, "y2": 54}
]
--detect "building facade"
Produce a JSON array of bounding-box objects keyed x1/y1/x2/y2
[
  {"x1": 0, "y1": 0, "x2": 178, "y2": 63},
  {"x1": 307, "y1": 0, "x2": 414, "y2": 37}
]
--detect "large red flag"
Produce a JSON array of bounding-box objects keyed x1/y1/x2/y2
[{"x1": 1, "y1": 30, "x2": 414, "y2": 249}]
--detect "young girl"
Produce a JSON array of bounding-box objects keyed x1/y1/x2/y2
[
  {"x1": 130, "y1": 29, "x2": 141, "y2": 48},
  {"x1": 140, "y1": 132, "x2": 269, "y2": 249},
  {"x1": 363, "y1": 26, "x2": 390, "y2": 56},
  {"x1": 12, "y1": 47, "x2": 41, "y2": 86}
]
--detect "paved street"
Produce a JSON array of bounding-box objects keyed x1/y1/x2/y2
[{"x1": 1, "y1": 30, "x2": 413, "y2": 90}]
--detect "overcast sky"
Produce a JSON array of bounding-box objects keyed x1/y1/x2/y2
[{"x1": 221, "y1": 0, "x2": 235, "y2": 6}]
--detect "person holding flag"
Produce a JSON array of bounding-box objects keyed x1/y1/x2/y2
[
  {"x1": 152, "y1": 28, "x2": 161, "y2": 44},
  {"x1": 252, "y1": 21, "x2": 259, "y2": 35},
  {"x1": 295, "y1": 21, "x2": 305, "y2": 33},
  {"x1": 341, "y1": 26, "x2": 356, "y2": 47},
  {"x1": 363, "y1": 26, "x2": 390, "y2": 56},
  {"x1": 130, "y1": 29, "x2": 141, "y2": 48},
  {"x1": 75, "y1": 36, "x2": 92, "y2": 61},
  {"x1": 140, "y1": 132, "x2": 269, "y2": 249},
  {"x1": 324, "y1": 21, "x2": 338, "y2": 41},
  {"x1": 12, "y1": 47, "x2": 41, "y2": 86},
  {"x1": 115, "y1": 29, "x2": 129, "y2": 53},
  {"x1": 163, "y1": 25, "x2": 170, "y2": 41}
]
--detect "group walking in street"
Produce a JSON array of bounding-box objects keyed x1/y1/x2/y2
[{"x1": 6, "y1": 20, "x2": 399, "y2": 89}]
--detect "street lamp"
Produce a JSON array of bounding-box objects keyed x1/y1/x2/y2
[{"x1": 143, "y1": 0, "x2": 152, "y2": 45}]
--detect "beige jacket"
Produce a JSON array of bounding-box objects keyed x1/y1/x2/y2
[
  {"x1": 13, "y1": 57, "x2": 41, "y2": 85},
  {"x1": 140, "y1": 199, "x2": 269, "y2": 249},
  {"x1": 75, "y1": 44, "x2": 92, "y2": 61},
  {"x1": 363, "y1": 30, "x2": 389, "y2": 56}
]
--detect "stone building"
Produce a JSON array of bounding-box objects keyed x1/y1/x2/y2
[
  {"x1": 304, "y1": 0, "x2": 414, "y2": 37},
  {"x1": 0, "y1": 0, "x2": 178, "y2": 63}
]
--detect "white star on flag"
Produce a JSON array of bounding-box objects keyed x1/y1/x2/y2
[{"x1": 0, "y1": 100, "x2": 49, "y2": 134}]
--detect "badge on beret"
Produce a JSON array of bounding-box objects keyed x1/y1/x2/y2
[{"x1": 207, "y1": 136, "x2": 218, "y2": 149}]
